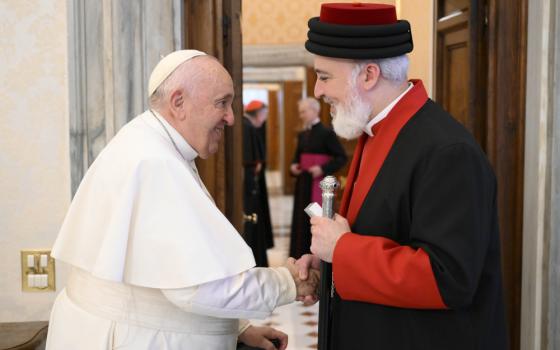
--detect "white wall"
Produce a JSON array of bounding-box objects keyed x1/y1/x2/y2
[{"x1": 0, "y1": 0, "x2": 71, "y2": 322}]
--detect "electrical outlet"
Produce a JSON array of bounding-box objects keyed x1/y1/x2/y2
[{"x1": 21, "y1": 250, "x2": 55, "y2": 292}]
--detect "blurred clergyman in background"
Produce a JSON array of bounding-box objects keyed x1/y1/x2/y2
[
  {"x1": 289, "y1": 97, "x2": 347, "y2": 259},
  {"x1": 242, "y1": 100, "x2": 273, "y2": 267}
]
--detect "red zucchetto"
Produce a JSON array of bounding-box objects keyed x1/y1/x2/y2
[
  {"x1": 305, "y1": 2, "x2": 413, "y2": 59},
  {"x1": 245, "y1": 100, "x2": 267, "y2": 113}
]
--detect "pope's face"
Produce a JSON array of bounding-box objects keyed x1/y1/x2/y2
[{"x1": 184, "y1": 62, "x2": 234, "y2": 159}]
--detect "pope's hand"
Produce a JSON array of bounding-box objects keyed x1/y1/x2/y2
[
  {"x1": 294, "y1": 254, "x2": 321, "y2": 305},
  {"x1": 238, "y1": 325, "x2": 288, "y2": 350},
  {"x1": 310, "y1": 214, "x2": 350, "y2": 262},
  {"x1": 284, "y1": 257, "x2": 319, "y2": 302}
]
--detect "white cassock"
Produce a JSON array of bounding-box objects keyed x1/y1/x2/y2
[{"x1": 46, "y1": 110, "x2": 296, "y2": 350}]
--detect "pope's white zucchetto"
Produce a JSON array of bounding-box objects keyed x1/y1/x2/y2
[{"x1": 148, "y1": 49, "x2": 207, "y2": 97}]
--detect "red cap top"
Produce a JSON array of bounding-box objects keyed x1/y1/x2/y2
[
  {"x1": 245, "y1": 100, "x2": 265, "y2": 113},
  {"x1": 320, "y1": 3, "x2": 397, "y2": 26}
]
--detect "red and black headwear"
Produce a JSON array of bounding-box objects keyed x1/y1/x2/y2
[{"x1": 305, "y1": 2, "x2": 413, "y2": 59}]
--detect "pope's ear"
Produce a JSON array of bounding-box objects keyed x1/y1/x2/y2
[
  {"x1": 362, "y1": 63, "x2": 381, "y2": 91},
  {"x1": 169, "y1": 89, "x2": 186, "y2": 119}
]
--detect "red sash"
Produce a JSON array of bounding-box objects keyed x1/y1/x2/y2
[{"x1": 340, "y1": 80, "x2": 428, "y2": 225}]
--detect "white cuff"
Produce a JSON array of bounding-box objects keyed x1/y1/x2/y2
[
  {"x1": 238, "y1": 319, "x2": 251, "y2": 335},
  {"x1": 273, "y1": 267, "x2": 297, "y2": 306}
]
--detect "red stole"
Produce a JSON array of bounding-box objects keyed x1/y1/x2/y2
[{"x1": 340, "y1": 80, "x2": 428, "y2": 225}]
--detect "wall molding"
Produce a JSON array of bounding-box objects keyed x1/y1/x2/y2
[
  {"x1": 243, "y1": 66, "x2": 306, "y2": 82},
  {"x1": 243, "y1": 44, "x2": 313, "y2": 67}
]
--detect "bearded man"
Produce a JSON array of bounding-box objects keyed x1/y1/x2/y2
[{"x1": 296, "y1": 3, "x2": 508, "y2": 349}]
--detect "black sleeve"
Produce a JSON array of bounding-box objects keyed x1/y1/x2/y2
[
  {"x1": 256, "y1": 124, "x2": 267, "y2": 162},
  {"x1": 321, "y1": 129, "x2": 348, "y2": 174},
  {"x1": 242, "y1": 121, "x2": 259, "y2": 167},
  {"x1": 410, "y1": 143, "x2": 496, "y2": 309},
  {"x1": 291, "y1": 133, "x2": 303, "y2": 165}
]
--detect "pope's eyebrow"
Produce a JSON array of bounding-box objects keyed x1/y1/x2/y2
[{"x1": 215, "y1": 93, "x2": 234, "y2": 103}]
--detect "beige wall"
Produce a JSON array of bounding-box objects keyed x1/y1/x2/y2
[
  {"x1": 242, "y1": 0, "x2": 395, "y2": 45},
  {"x1": 397, "y1": 0, "x2": 435, "y2": 96},
  {"x1": 242, "y1": 0, "x2": 434, "y2": 95},
  {"x1": 0, "y1": 0, "x2": 71, "y2": 322}
]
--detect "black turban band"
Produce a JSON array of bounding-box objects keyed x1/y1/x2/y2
[{"x1": 305, "y1": 17, "x2": 413, "y2": 59}]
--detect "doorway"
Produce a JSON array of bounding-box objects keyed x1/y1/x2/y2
[{"x1": 435, "y1": 0, "x2": 527, "y2": 348}]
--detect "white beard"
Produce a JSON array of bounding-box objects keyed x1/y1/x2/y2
[{"x1": 328, "y1": 88, "x2": 373, "y2": 140}]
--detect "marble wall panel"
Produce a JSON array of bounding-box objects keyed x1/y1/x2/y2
[
  {"x1": 68, "y1": 0, "x2": 183, "y2": 193},
  {"x1": 548, "y1": 1, "x2": 560, "y2": 347},
  {"x1": 523, "y1": 0, "x2": 560, "y2": 347}
]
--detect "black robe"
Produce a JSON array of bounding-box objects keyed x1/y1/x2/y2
[
  {"x1": 256, "y1": 122, "x2": 274, "y2": 249},
  {"x1": 328, "y1": 82, "x2": 507, "y2": 349},
  {"x1": 242, "y1": 117, "x2": 271, "y2": 267},
  {"x1": 289, "y1": 122, "x2": 347, "y2": 259}
]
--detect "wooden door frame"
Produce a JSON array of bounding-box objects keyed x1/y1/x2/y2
[
  {"x1": 435, "y1": 0, "x2": 527, "y2": 348},
  {"x1": 183, "y1": 0, "x2": 244, "y2": 231},
  {"x1": 222, "y1": 0, "x2": 244, "y2": 231},
  {"x1": 282, "y1": 80, "x2": 304, "y2": 195},
  {"x1": 485, "y1": 1, "x2": 527, "y2": 349}
]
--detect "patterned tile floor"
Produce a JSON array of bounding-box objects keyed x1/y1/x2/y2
[{"x1": 249, "y1": 193, "x2": 320, "y2": 349}]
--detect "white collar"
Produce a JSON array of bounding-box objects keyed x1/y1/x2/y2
[
  {"x1": 144, "y1": 110, "x2": 199, "y2": 162},
  {"x1": 363, "y1": 82, "x2": 414, "y2": 137},
  {"x1": 306, "y1": 118, "x2": 321, "y2": 130}
]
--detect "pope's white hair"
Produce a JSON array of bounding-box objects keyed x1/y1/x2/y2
[{"x1": 351, "y1": 54, "x2": 409, "y2": 85}]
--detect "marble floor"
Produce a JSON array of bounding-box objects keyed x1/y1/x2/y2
[{"x1": 249, "y1": 193, "x2": 319, "y2": 349}]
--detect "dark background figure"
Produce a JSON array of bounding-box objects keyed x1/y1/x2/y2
[
  {"x1": 254, "y1": 110, "x2": 273, "y2": 250},
  {"x1": 289, "y1": 98, "x2": 347, "y2": 259},
  {"x1": 242, "y1": 100, "x2": 273, "y2": 267}
]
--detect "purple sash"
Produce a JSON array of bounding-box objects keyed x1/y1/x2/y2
[{"x1": 300, "y1": 153, "x2": 332, "y2": 204}]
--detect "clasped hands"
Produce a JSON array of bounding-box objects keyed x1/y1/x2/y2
[
  {"x1": 285, "y1": 213, "x2": 351, "y2": 305},
  {"x1": 290, "y1": 164, "x2": 323, "y2": 178},
  {"x1": 284, "y1": 257, "x2": 320, "y2": 305},
  {"x1": 239, "y1": 214, "x2": 350, "y2": 349}
]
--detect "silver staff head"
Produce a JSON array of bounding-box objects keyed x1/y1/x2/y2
[{"x1": 320, "y1": 176, "x2": 339, "y2": 219}]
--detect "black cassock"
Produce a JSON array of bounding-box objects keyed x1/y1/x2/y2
[
  {"x1": 330, "y1": 97, "x2": 507, "y2": 349},
  {"x1": 242, "y1": 117, "x2": 272, "y2": 267},
  {"x1": 289, "y1": 122, "x2": 347, "y2": 259},
  {"x1": 257, "y1": 121, "x2": 274, "y2": 249}
]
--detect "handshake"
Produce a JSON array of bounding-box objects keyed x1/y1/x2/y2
[{"x1": 284, "y1": 255, "x2": 321, "y2": 305}]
